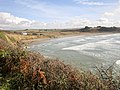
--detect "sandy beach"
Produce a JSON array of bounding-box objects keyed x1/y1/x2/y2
[{"x1": 22, "y1": 32, "x2": 117, "y2": 44}]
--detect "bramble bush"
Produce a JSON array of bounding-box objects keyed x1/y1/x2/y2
[{"x1": 0, "y1": 33, "x2": 120, "y2": 90}]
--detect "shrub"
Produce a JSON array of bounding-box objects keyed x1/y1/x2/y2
[{"x1": 1, "y1": 32, "x2": 120, "y2": 90}]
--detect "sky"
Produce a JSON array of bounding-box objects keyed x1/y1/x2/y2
[{"x1": 0, "y1": 0, "x2": 120, "y2": 30}]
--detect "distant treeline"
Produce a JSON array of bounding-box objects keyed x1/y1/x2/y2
[{"x1": 79, "y1": 26, "x2": 120, "y2": 32}]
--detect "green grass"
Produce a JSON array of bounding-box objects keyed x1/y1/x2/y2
[
  {"x1": 7, "y1": 36, "x2": 16, "y2": 43},
  {"x1": 0, "y1": 32, "x2": 7, "y2": 41},
  {"x1": 0, "y1": 32, "x2": 16, "y2": 44}
]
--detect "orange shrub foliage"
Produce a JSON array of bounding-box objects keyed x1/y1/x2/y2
[
  {"x1": 32, "y1": 67, "x2": 47, "y2": 85},
  {"x1": 20, "y1": 58, "x2": 31, "y2": 75}
]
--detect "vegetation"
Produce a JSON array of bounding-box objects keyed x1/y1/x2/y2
[
  {"x1": 0, "y1": 31, "x2": 16, "y2": 45},
  {"x1": 0, "y1": 31, "x2": 120, "y2": 90}
]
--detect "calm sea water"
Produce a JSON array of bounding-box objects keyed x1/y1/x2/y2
[{"x1": 29, "y1": 33, "x2": 120, "y2": 70}]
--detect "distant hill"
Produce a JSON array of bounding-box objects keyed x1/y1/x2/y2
[
  {"x1": 2, "y1": 26, "x2": 120, "y2": 33},
  {"x1": 79, "y1": 26, "x2": 120, "y2": 32}
]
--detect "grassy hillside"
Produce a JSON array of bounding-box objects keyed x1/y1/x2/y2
[
  {"x1": 0, "y1": 31, "x2": 16, "y2": 45},
  {"x1": 0, "y1": 31, "x2": 120, "y2": 90}
]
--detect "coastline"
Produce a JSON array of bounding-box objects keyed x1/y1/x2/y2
[
  {"x1": 22, "y1": 32, "x2": 118, "y2": 44},
  {"x1": 27, "y1": 32, "x2": 120, "y2": 70}
]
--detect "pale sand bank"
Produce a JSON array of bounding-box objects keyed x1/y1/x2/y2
[{"x1": 22, "y1": 32, "x2": 117, "y2": 44}]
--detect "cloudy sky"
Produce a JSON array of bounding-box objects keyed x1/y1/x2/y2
[{"x1": 0, "y1": 0, "x2": 120, "y2": 30}]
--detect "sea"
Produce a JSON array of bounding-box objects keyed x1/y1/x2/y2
[{"x1": 28, "y1": 33, "x2": 120, "y2": 70}]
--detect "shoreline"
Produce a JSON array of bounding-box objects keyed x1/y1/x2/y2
[
  {"x1": 22, "y1": 32, "x2": 119, "y2": 44},
  {"x1": 27, "y1": 32, "x2": 120, "y2": 70}
]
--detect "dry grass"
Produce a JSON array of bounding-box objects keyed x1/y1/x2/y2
[{"x1": 6, "y1": 33, "x2": 38, "y2": 41}]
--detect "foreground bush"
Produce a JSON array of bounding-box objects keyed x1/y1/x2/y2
[
  {"x1": 0, "y1": 37, "x2": 120, "y2": 90},
  {"x1": 0, "y1": 39, "x2": 47, "y2": 90}
]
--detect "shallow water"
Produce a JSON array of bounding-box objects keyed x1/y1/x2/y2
[{"x1": 29, "y1": 33, "x2": 120, "y2": 70}]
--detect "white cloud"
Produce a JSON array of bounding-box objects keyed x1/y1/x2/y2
[
  {"x1": 15, "y1": 0, "x2": 58, "y2": 16},
  {"x1": 1, "y1": 5, "x2": 120, "y2": 30},
  {"x1": 99, "y1": 0, "x2": 120, "y2": 26},
  {"x1": 0, "y1": 12, "x2": 92, "y2": 29},
  {"x1": 15, "y1": 0, "x2": 73, "y2": 19},
  {"x1": 73, "y1": 0, "x2": 111, "y2": 6},
  {"x1": 103, "y1": 5, "x2": 120, "y2": 19},
  {"x1": 104, "y1": 12, "x2": 114, "y2": 17},
  {"x1": 64, "y1": 17, "x2": 91, "y2": 27},
  {"x1": 96, "y1": 18, "x2": 113, "y2": 26},
  {"x1": 0, "y1": 12, "x2": 32, "y2": 24},
  {"x1": 97, "y1": 18, "x2": 109, "y2": 23},
  {"x1": 0, "y1": 12, "x2": 46, "y2": 30}
]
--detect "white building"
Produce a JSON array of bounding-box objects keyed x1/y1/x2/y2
[{"x1": 22, "y1": 32, "x2": 27, "y2": 35}]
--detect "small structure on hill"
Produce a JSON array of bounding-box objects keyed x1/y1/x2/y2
[{"x1": 22, "y1": 32, "x2": 27, "y2": 35}]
